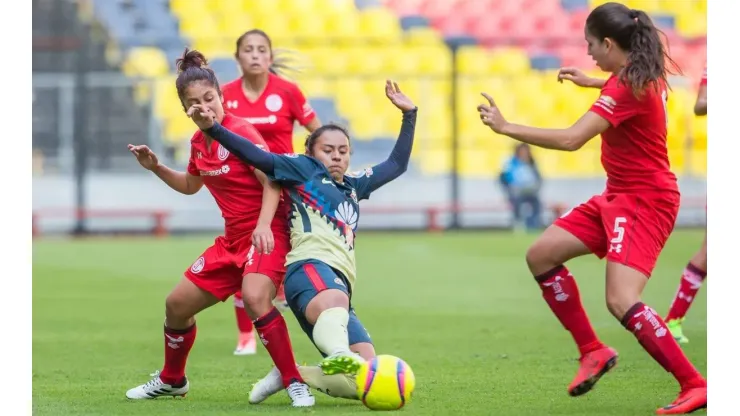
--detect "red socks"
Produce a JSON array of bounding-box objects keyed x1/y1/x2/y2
[
  {"x1": 253, "y1": 307, "x2": 304, "y2": 387},
  {"x1": 536, "y1": 265, "x2": 604, "y2": 356},
  {"x1": 666, "y1": 263, "x2": 706, "y2": 322},
  {"x1": 160, "y1": 324, "x2": 196, "y2": 385},
  {"x1": 234, "y1": 293, "x2": 254, "y2": 333},
  {"x1": 622, "y1": 302, "x2": 706, "y2": 390}
]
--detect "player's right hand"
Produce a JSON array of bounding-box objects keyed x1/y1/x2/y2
[
  {"x1": 557, "y1": 67, "x2": 593, "y2": 87},
  {"x1": 127, "y1": 144, "x2": 159, "y2": 171}
]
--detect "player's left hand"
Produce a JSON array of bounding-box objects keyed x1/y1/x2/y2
[
  {"x1": 187, "y1": 104, "x2": 216, "y2": 130},
  {"x1": 385, "y1": 80, "x2": 416, "y2": 112},
  {"x1": 252, "y1": 223, "x2": 274, "y2": 255},
  {"x1": 477, "y1": 92, "x2": 509, "y2": 134}
]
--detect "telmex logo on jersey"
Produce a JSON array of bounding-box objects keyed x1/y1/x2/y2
[
  {"x1": 245, "y1": 115, "x2": 278, "y2": 125},
  {"x1": 200, "y1": 165, "x2": 230, "y2": 176}
]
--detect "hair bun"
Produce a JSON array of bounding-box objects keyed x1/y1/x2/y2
[{"x1": 176, "y1": 48, "x2": 209, "y2": 74}]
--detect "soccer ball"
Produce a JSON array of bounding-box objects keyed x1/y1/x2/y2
[{"x1": 356, "y1": 355, "x2": 415, "y2": 411}]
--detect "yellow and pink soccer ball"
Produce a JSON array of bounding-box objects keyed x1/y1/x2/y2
[{"x1": 356, "y1": 355, "x2": 416, "y2": 411}]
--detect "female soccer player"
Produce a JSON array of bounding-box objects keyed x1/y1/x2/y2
[
  {"x1": 186, "y1": 79, "x2": 416, "y2": 383},
  {"x1": 477, "y1": 3, "x2": 706, "y2": 414},
  {"x1": 222, "y1": 29, "x2": 321, "y2": 355},
  {"x1": 664, "y1": 65, "x2": 708, "y2": 344},
  {"x1": 124, "y1": 49, "x2": 314, "y2": 407}
]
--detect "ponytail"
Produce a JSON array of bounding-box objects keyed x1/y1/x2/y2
[
  {"x1": 586, "y1": 2, "x2": 682, "y2": 97},
  {"x1": 622, "y1": 10, "x2": 681, "y2": 96}
]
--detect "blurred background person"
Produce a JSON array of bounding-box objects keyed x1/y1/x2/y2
[{"x1": 499, "y1": 143, "x2": 542, "y2": 231}]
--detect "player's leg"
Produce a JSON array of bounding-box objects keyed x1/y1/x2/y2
[
  {"x1": 601, "y1": 194, "x2": 706, "y2": 414},
  {"x1": 250, "y1": 308, "x2": 373, "y2": 403},
  {"x1": 273, "y1": 282, "x2": 289, "y2": 311},
  {"x1": 665, "y1": 231, "x2": 707, "y2": 344},
  {"x1": 126, "y1": 276, "x2": 219, "y2": 399},
  {"x1": 527, "y1": 199, "x2": 618, "y2": 397},
  {"x1": 241, "y1": 235, "x2": 314, "y2": 407},
  {"x1": 233, "y1": 291, "x2": 256, "y2": 355}
]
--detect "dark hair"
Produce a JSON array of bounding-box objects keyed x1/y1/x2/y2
[
  {"x1": 234, "y1": 29, "x2": 300, "y2": 78},
  {"x1": 304, "y1": 124, "x2": 351, "y2": 155},
  {"x1": 175, "y1": 48, "x2": 221, "y2": 109},
  {"x1": 586, "y1": 2, "x2": 681, "y2": 96}
]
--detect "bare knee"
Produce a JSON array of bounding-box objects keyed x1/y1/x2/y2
[
  {"x1": 526, "y1": 226, "x2": 591, "y2": 276},
  {"x1": 242, "y1": 273, "x2": 276, "y2": 319},
  {"x1": 305, "y1": 289, "x2": 349, "y2": 325},
  {"x1": 605, "y1": 262, "x2": 648, "y2": 320},
  {"x1": 165, "y1": 292, "x2": 195, "y2": 329}
]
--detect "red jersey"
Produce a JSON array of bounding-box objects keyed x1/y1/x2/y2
[
  {"x1": 700, "y1": 65, "x2": 707, "y2": 86},
  {"x1": 589, "y1": 74, "x2": 678, "y2": 195},
  {"x1": 187, "y1": 114, "x2": 288, "y2": 241},
  {"x1": 221, "y1": 73, "x2": 316, "y2": 155}
]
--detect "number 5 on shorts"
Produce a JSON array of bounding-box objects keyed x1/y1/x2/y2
[{"x1": 609, "y1": 217, "x2": 627, "y2": 253}]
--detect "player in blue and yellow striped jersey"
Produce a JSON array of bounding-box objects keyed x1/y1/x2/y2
[{"x1": 187, "y1": 80, "x2": 416, "y2": 385}]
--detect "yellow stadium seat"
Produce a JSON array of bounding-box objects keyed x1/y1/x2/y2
[
  {"x1": 243, "y1": 0, "x2": 280, "y2": 15},
  {"x1": 382, "y1": 47, "x2": 421, "y2": 76},
  {"x1": 624, "y1": 0, "x2": 662, "y2": 13},
  {"x1": 211, "y1": 0, "x2": 246, "y2": 18},
  {"x1": 170, "y1": 0, "x2": 210, "y2": 18},
  {"x1": 122, "y1": 47, "x2": 170, "y2": 78},
  {"x1": 360, "y1": 7, "x2": 403, "y2": 44},
  {"x1": 668, "y1": 147, "x2": 685, "y2": 172},
  {"x1": 691, "y1": 116, "x2": 707, "y2": 150},
  {"x1": 687, "y1": 149, "x2": 706, "y2": 176},
  {"x1": 217, "y1": 13, "x2": 257, "y2": 39},
  {"x1": 296, "y1": 77, "x2": 333, "y2": 98},
  {"x1": 416, "y1": 46, "x2": 452, "y2": 76},
  {"x1": 164, "y1": 115, "x2": 195, "y2": 144},
  {"x1": 179, "y1": 15, "x2": 219, "y2": 43},
  {"x1": 190, "y1": 37, "x2": 232, "y2": 59},
  {"x1": 419, "y1": 149, "x2": 452, "y2": 175},
  {"x1": 489, "y1": 47, "x2": 531, "y2": 75},
  {"x1": 404, "y1": 27, "x2": 445, "y2": 47},
  {"x1": 286, "y1": 13, "x2": 328, "y2": 45},
  {"x1": 324, "y1": 10, "x2": 363, "y2": 45},
  {"x1": 676, "y1": 12, "x2": 707, "y2": 38},
  {"x1": 456, "y1": 46, "x2": 490, "y2": 76},
  {"x1": 344, "y1": 47, "x2": 386, "y2": 75},
  {"x1": 305, "y1": 47, "x2": 351, "y2": 76}
]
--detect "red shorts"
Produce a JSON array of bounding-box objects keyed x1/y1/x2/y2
[
  {"x1": 554, "y1": 192, "x2": 679, "y2": 277},
  {"x1": 184, "y1": 231, "x2": 290, "y2": 302}
]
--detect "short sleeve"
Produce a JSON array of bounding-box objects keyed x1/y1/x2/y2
[
  {"x1": 288, "y1": 83, "x2": 316, "y2": 126},
  {"x1": 589, "y1": 78, "x2": 638, "y2": 128},
  {"x1": 269, "y1": 154, "x2": 321, "y2": 184},
  {"x1": 187, "y1": 146, "x2": 200, "y2": 176}
]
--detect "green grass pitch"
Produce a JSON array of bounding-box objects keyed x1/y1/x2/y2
[{"x1": 32, "y1": 230, "x2": 707, "y2": 415}]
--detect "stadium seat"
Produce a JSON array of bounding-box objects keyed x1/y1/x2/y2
[
  {"x1": 489, "y1": 48, "x2": 531, "y2": 75},
  {"x1": 360, "y1": 7, "x2": 404, "y2": 43},
  {"x1": 122, "y1": 47, "x2": 170, "y2": 78},
  {"x1": 404, "y1": 26, "x2": 445, "y2": 46}
]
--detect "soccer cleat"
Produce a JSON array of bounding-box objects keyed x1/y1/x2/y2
[
  {"x1": 286, "y1": 379, "x2": 315, "y2": 408},
  {"x1": 234, "y1": 331, "x2": 257, "y2": 356},
  {"x1": 666, "y1": 319, "x2": 690, "y2": 344},
  {"x1": 248, "y1": 366, "x2": 283, "y2": 404},
  {"x1": 568, "y1": 346, "x2": 618, "y2": 397},
  {"x1": 125, "y1": 370, "x2": 189, "y2": 399},
  {"x1": 656, "y1": 386, "x2": 707, "y2": 414},
  {"x1": 319, "y1": 352, "x2": 364, "y2": 376}
]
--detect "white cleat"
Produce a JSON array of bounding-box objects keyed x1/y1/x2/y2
[
  {"x1": 286, "y1": 380, "x2": 315, "y2": 407},
  {"x1": 234, "y1": 331, "x2": 257, "y2": 356},
  {"x1": 125, "y1": 371, "x2": 189, "y2": 399},
  {"x1": 249, "y1": 366, "x2": 283, "y2": 404}
]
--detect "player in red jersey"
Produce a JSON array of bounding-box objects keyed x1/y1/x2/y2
[
  {"x1": 477, "y1": 3, "x2": 706, "y2": 414},
  {"x1": 664, "y1": 65, "x2": 708, "y2": 344},
  {"x1": 124, "y1": 49, "x2": 314, "y2": 407},
  {"x1": 221, "y1": 29, "x2": 321, "y2": 355}
]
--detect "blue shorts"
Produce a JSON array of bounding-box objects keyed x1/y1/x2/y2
[{"x1": 283, "y1": 259, "x2": 372, "y2": 356}]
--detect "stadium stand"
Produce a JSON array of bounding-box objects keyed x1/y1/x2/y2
[{"x1": 88, "y1": 0, "x2": 706, "y2": 178}]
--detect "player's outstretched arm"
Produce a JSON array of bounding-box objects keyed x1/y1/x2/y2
[
  {"x1": 557, "y1": 67, "x2": 606, "y2": 89},
  {"x1": 352, "y1": 81, "x2": 417, "y2": 195},
  {"x1": 477, "y1": 93, "x2": 609, "y2": 151},
  {"x1": 127, "y1": 144, "x2": 203, "y2": 195},
  {"x1": 187, "y1": 104, "x2": 277, "y2": 175}
]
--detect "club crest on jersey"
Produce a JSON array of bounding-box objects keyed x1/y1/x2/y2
[
  {"x1": 191, "y1": 256, "x2": 206, "y2": 274},
  {"x1": 265, "y1": 94, "x2": 283, "y2": 112},
  {"x1": 217, "y1": 144, "x2": 230, "y2": 160}
]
